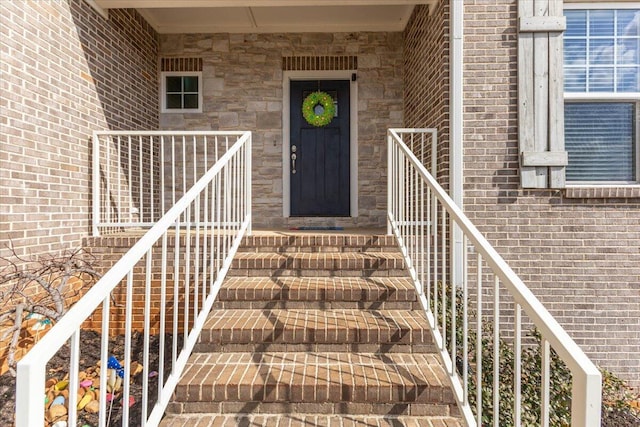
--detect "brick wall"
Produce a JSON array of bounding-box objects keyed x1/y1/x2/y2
[
  {"x1": 0, "y1": 0, "x2": 159, "y2": 263},
  {"x1": 403, "y1": 3, "x2": 450, "y2": 186},
  {"x1": 82, "y1": 234, "x2": 233, "y2": 335},
  {"x1": 462, "y1": 0, "x2": 640, "y2": 386},
  {"x1": 158, "y1": 32, "x2": 404, "y2": 229}
]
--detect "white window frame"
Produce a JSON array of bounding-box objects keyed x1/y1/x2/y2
[
  {"x1": 563, "y1": 3, "x2": 640, "y2": 185},
  {"x1": 160, "y1": 71, "x2": 203, "y2": 113}
]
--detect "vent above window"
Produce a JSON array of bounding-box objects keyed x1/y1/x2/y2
[
  {"x1": 161, "y1": 58, "x2": 203, "y2": 72},
  {"x1": 283, "y1": 56, "x2": 357, "y2": 71}
]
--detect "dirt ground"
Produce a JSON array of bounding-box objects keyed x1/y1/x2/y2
[{"x1": 0, "y1": 330, "x2": 178, "y2": 427}]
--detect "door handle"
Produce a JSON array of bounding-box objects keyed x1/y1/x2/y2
[{"x1": 291, "y1": 153, "x2": 297, "y2": 174}]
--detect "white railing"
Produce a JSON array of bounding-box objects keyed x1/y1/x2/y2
[
  {"x1": 387, "y1": 129, "x2": 601, "y2": 427},
  {"x1": 93, "y1": 131, "x2": 248, "y2": 235},
  {"x1": 17, "y1": 131, "x2": 252, "y2": 426}
]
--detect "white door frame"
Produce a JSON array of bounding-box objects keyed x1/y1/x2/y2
[{"x1": 282, "y1": 70, "x2": 358, "y2": 218}]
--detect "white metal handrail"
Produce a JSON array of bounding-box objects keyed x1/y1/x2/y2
[
  {"x1": 93, "y1": 131, "x2": 248, "y2": 236},
  {"x1": 17, "y1": 131, "x2": 252, "y2": 426},
  {"x1": 387, "y1": 129, "x2": 601, "y2": 426}
]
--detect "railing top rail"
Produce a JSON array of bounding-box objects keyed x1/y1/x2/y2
[
  {"x1": 93, "y1": 130, "x2": 249, "y2": 136},
  {"x1": 388, "y1": 130, "x2": 601, "y2": 379},
  {"x1": 18, "y1": 131, "x2": 251, "y2": 370},
  {"x1": 389, "y1": 128, "x2": 437, "y2": 135}
]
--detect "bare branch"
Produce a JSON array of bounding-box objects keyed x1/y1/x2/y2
[{"x1": 0, "y1": 247, "x2": 101, "y2": 376}]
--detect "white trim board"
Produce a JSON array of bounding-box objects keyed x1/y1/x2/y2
[{"x1": 282, "y1": 70, "x2": 359, "y2": 218}]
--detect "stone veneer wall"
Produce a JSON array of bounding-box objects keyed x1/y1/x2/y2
[
  {"x1": 159, "y1": 32, "x2": 404, "y2": 229},
  {"x1": 0, "y1": 0, "x2": 159, "y2": 262},
  {"x1": 462, "y1": 0, "x2": 640, "y2": 386}
]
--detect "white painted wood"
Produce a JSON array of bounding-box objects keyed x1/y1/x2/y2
[
  {"x1": 522, "y1": 151, "x2": 568, "y2": 167},
  {"x1": 114, "y1": 3, "x2": 418, "y2": 33},
  {"x1": 85, "y1": 0, "x2": 109, "y2": 19},
  {"x1": 519, "y1": 16, "x2": 566, "y2": 32},
  {"x1": 97, "y1": 0, "x2": 427, "y2": 7}
]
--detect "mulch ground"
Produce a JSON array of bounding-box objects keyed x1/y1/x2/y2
[{"x1": 0, "y1": 330, "x2": 179, "y2": 427}]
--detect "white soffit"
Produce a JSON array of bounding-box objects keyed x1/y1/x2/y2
[
  {"x1": 93, "y1": 1, "x2": 438, "y2": 33},
  {"x1": 138, "y1": 5, "x2": 414, "y2": 33}
]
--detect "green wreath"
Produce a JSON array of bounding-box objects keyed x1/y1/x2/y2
[{"x1": 302, "y1": 91, "x2": 336, "y2": 127}]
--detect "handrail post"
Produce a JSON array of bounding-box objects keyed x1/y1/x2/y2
[
  {"x1": 387, "y1": 131, "x2": 393, "y2": 235},
  {"x1": 15, "y1": 358, "x2": 45, "y2": 426},
  {"x1": 92, "y1": 132, "x2": 100, "y2": 236},
  {"x1": 246, "y1": 133, "x2": 252, "y2": 235},
  {"x1": 572, "y1": 371, "x2": 602, "y2": 427}
]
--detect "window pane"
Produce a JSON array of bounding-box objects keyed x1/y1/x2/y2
[
  {"x1": 589, "y1": 67, "x2": 614, "y2": 91},
  {"x1": 589, "y1": 39, "x2": 614, "y2": 65},
  {"x1": 565, "y1": 39, "x2": 587, "y2": 64},
  {"x1": 183, "y1": 76, "x2": 199, "y2": 93},
  {"x1": 166, "y1": 76, "x2": 182, "y2": 93},
  {"x1": 166, "y1": 94, "x2": 182, "y2": 109},
  {"x1": 618, "y1": 10, "x2": 639, "y2": 37},
  {"x1": 565, "y1": 68, "x2": 586, "y2": 92},
  {"x1": 566, "y1": 10, "x2": 587, "y2": 37},
  {"x1": 565, "y1": 103, "x2": 636, "y2": 182},
  {"x1": 589, "y1": 10, "x2": 614, "y2": 37},
  {"x1": 183, "y1": 94, "x2": 199, "y2": 109},
  {"x1": 617, "y1": 66, "x2": 639, "y2": 92},
  {"x1": 618, "y1": 39, "x2": 638, "y2": 65}
]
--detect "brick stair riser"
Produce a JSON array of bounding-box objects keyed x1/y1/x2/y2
[
  {"x1": 166, "y1": 402, "x2": 458, "y2": 418},
  {"x1": 228, "y1": 269, "x2": 408, "y2": 278},
  {"x1": 212, "y1": 300, "x2": 420, "y2": 310},
  {"x1": 231, "y1": 256, "x2": 406, "y2": 271},
  {"x1": 216, "y1": 277, "x2": 419, "y2": 306},
  {"x1": 160, "y1": 413, "x2": 464, "y2": 427},
  {"x1": 238, "y1": 236, "x2": 398, "y2": 253},
  {"x1": 193, "y1": 343, "x2": 438, "y2": 354}
]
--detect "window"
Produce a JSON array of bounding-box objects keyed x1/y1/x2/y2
[
  {"x1": 563, "y1": 7, "x2": 639, "y2": 183},
  {"x1": 161, "y1": 72, "x2": 202, "y2": 113}
]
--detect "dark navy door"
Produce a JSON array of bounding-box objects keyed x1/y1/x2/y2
[{"x1": 290, "y1": 80, "x2": 350, "y2": 216}]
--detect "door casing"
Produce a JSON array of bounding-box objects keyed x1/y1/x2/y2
[{"x1": 282, "y1": 70, "x2": 358, "y2": 218}]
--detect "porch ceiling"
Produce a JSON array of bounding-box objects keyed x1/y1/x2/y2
[{"x1": 92, "y1": 0, "x2": 438, "y2": 33}]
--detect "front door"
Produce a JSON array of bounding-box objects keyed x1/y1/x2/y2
[{"x1": 290, "y1": 80, "x2": 350, "y2": 216}]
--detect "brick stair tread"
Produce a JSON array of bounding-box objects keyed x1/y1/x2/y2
[
  {"x1": 160, "y1": 413, "x2": 464, "y2": 426},
  {"x1": 175, "y1": 352, "x2": 454, "y2": 405},
  {"x1": 231, "y1": 252, "x2": 406, "y2": 270},
  {"x1": 199, "y1": 309, "x2": 431, "y2": 345},
  {"x1": 219, "y1": 277, "x2": 417, "y2": 302}
]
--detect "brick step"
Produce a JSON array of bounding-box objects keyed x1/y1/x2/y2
[
  {"x1": 170, "y1": 352, "x2": 456, "y2": 413},
  {"x1": 213, "y1": 299, "x2": 419, "y2": 310},
  {"x1": 239, "y1": 234, "x2": 397, "y2": 253},
  {"x1": 217, "y1": 276, "x2": 417, "y2": 303},
  {"x1": 195, "y1": 309, "x2": 435, "y2": 353},
  {"x1": 229, "y1": 252, "x2": 407, "y2": 277},
  {"x1": 160, "y1": 413, "x2": 464, "y2": 426}
]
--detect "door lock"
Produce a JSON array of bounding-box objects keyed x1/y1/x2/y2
[{"x1": 291, "y1": 145, "x2": 297, "y2": 153}]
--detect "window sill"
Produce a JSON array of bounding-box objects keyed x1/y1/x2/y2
[{"x1": 564, "y1": 185, "x2": 640, "y2": 199}]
